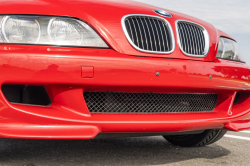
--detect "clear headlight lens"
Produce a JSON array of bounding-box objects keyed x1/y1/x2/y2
[
  {"x1": 2, "y1": 16, "x2": 40, "y2": 43},
  {"x1": 0, "y1": 15, "x2": 108, "y2": 48},
  {"x1": 216, "y1": 37, "x2": 244, "y2": 62}
]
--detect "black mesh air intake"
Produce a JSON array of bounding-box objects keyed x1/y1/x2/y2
[{"x1": 84, "y1": 92, "x2": 218, "y2": 113}]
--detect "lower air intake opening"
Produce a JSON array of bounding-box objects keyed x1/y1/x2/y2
[
  {"x1": 1, "y1": 84, "x2": 51, "y2": 106},
  {"x1": 84, "y1": 91, "x2": 218, "y2": 113}
]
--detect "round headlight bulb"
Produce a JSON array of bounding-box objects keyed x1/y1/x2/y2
[
  {"x1": 48, "y1": 18, "x2": 84, "y2": 45},
  {"x1": 1, "y1": 16, "x2": 40, "y2": 43}
]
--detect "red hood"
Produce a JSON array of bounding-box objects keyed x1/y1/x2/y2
[{"x1": 0, "y1": 0, "x2": 233, "y2": 61}]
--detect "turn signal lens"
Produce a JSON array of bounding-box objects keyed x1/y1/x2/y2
[{"x1": 216, "y1": 37, "x2": 244, "y2": 62}]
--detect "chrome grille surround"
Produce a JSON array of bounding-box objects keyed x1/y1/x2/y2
[
  {"x1": 175, "y1": 20, "x2": 210, "y2": 57},
  {"x1": 121, "y1": 14, "x2": 175, "y2": 54},
  {"x1": 84, "y1": 92, "x2": 218, "y2": 114}
]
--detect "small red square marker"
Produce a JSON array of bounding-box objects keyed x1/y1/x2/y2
[{"x1": 81, "y1": 66, "x2": 94, "y2": 78}]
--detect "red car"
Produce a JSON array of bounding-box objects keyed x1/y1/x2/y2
[{"x1": 0, "y1": 0, "x2": 249, "y2": 147}]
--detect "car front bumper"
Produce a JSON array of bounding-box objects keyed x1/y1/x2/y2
[{"x1": 0, "y1": 45, "x2": 250, "y2": 139}]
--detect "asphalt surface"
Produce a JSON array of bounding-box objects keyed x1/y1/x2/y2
[{"x1": 0, "y1": 130, "x2": 249, "y2": 166}]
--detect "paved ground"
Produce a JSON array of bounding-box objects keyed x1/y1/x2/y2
[{"x1": 0, "y1": 130, "x2": 249, "y2": 166}]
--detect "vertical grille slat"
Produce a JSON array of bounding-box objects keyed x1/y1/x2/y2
[
  {"x1": 135, "y1": 18, "x2": 145, "y2": 50},
  {"x1": 145, "y1": 18, "x2": 154, "y2": 50},
  {"x1": 131, "y1": 18, "x2": 141, "y2": 49},
  {"x1": 84, "y1": 92, "x2": 218, "y2": 114},
  {"x1": 179, "y1": 23, "x2": 187, "y2": 53},
  {"x1": 139, "y1": 18, "x2": 149, "y2": 50},
  {"x1": 198, "y1": 27, "x2": 205, "y2": 54},
  {"x1": 176, "y1": 20, "x2": 209, "y2": 56},
  {"x1": 197, "y1": 27, "x2": 203, "y2": 53},
  {"x1": 189, "y1": 24, "x2": 196, "y2": 54},
  {"x1": 161, "y1": 21, "x2": 170, "y2": 51},
  {"x1": 128, "y1": 18, "x2": 138, "y2": 46},
  {"x1": 152, "y1": 19, "x2": 161, "y2": 51},
  {"x1": 148, "y1": 18, "x2": 157, "y2": 51},
  {"x1": 190, "y1": 25, "x2": 197, "y2": 55},
  {"x1": 199, "y1": 27, "x2": 206, "y2": 51},
  {"x1": 122, "y1": 15, "x2": 174, "y2": 53},
  {"x1": 142, "y1": 18, "x2": 153, "y2": 50},
  {"x1": 126, "y1": 19, "x2": 134, "y2": 43},
  {"x1": 157, "y1": 20, "x2": 165, "y2": 52},
  {"x1": 194, "y1": 26, "x2": 202, "y2": 55},
  {"x1": 184, "y1": 23, "x2": 192, "y2": 54}
]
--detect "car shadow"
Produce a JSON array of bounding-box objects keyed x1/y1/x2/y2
[{"x1": 0, "y1": 136, "x2": 230, "y2": 165}]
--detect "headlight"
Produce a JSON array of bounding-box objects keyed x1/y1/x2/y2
[
  {"x1": 0, "y1": 15, "x2": 108, "y2": 48},
  {"x1": 216, "y1": 37, "x2": 244, "y2": 62}
]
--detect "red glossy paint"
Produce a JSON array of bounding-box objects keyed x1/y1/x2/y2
[{"x1": 0, "y1": 0, "x2": 249, "y2": 139}]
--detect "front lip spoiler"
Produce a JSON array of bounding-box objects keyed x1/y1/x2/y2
[
  {"x1": 1, "y1": 120, "x2": 250, "y2": 139},
  {"x1": 0, "y1": 125, "x2": 100, "y2": 139},
  {"x1": 224, "y1": 121, "x2": 250, "y2": 131}
]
